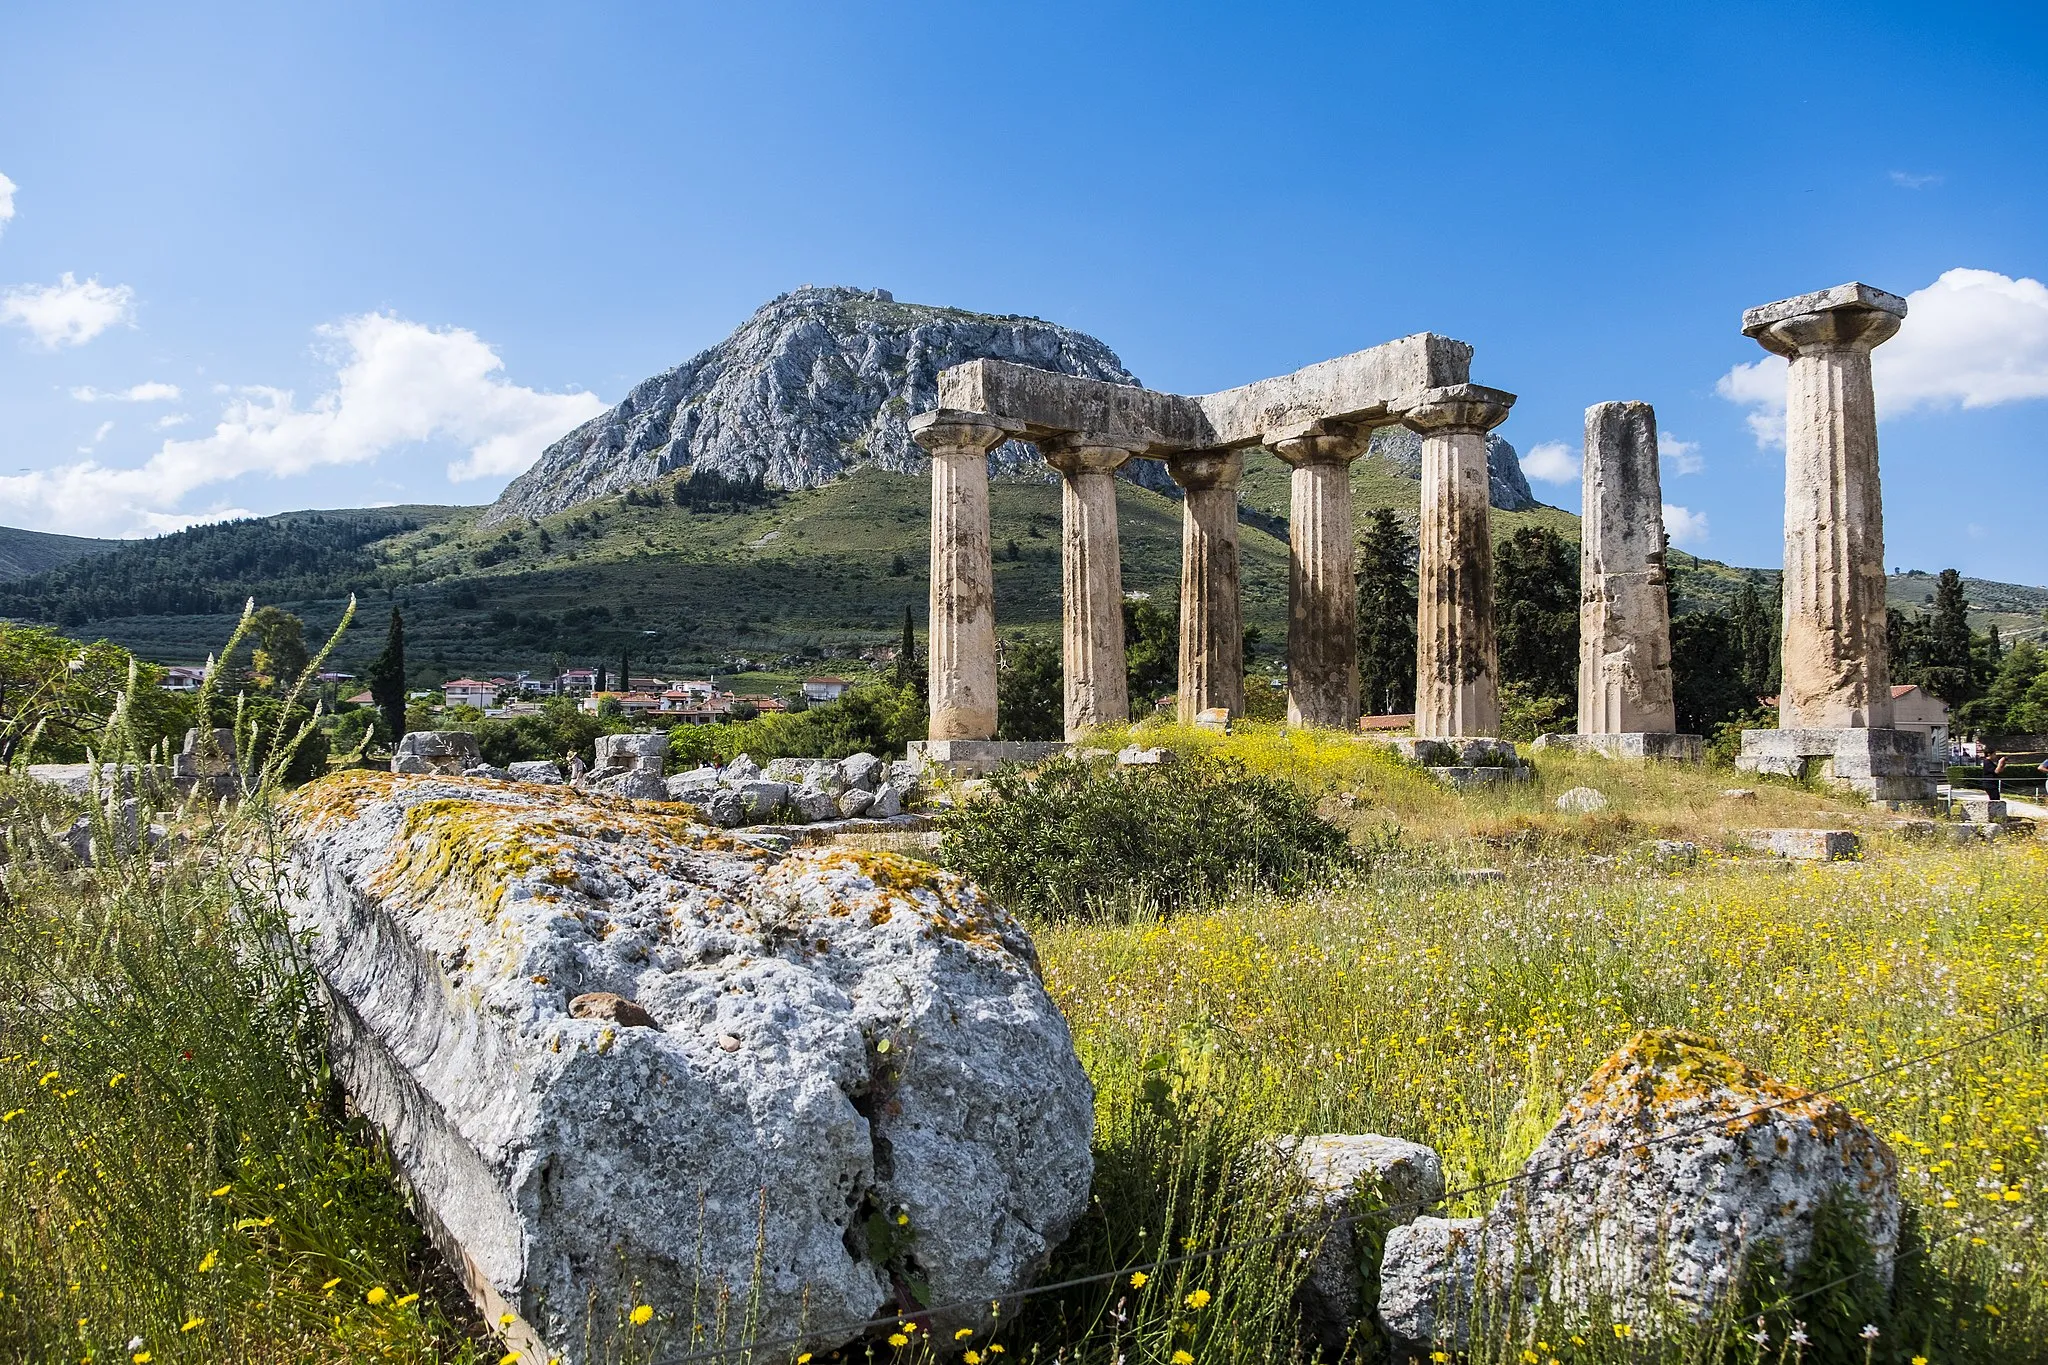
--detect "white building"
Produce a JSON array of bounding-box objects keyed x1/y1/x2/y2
[
  {"x1": 443, "y1": 678, "x2": 496, "y2": 709},
  {"x1": 802, "y1": 676, "x2": 850, "y2": 703},
  {"x1": 1891, "y1": 684, "x2": 1950, "y2": 758}
]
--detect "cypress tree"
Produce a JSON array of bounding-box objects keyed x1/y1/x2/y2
[
  {"x1": 1355, "y1": 508, "x2": 1418, "y2": 714},
  {"x1": 1921, "y1": 568, "x2": 1977, "y2": 704},
  {"x1": 1732, "y1": 577, "x2": 1777, "y2": 700},
  {"x1": 366, "y1": 607, "x2": 407, "y2": 745}
]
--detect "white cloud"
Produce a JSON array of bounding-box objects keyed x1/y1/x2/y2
[
  {"x1": 155, "y1": 412, "x2": 190, "y2": 430},
  {"x1": 92, "y1": 420, "x2": 114, "y2": 443},
  {"x1": 72, "y1": 381, "x2": 182, "y2": 403},
  {"x1": 1663, "y1": 503, "x2": 1708, "y2": 547},
  {"x1": 1717, "y1": 268, "x2": 2048, "y2": 446},
  {"x1": 0, "y1": 172, "x2": 15, "y2": 238},
  {"x1": 0, "y1": 311, "x2": 607, "y2": 536},
  {"x1": 1, "y1": 272, "x2": 137, "y2": 348},
  {"x1": 1659, "y1": 431, "x2": 1703, "y2": 475},
  {"x1": 1890, "y1": 171, "x2": 1942, "y2": 189},
  {"x1": 1521, "y1": 439, "x2": 1580, "y2": 483}
]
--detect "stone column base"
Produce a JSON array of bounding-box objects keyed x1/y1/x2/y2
[
  {"x1": 907, "y1": 739, "x2": 1066, "y2": 779},
  {"x1": 1530, "y1": 732, "x2": 1704, "y2": 762},
  {"x1": 1734, "y1": 728, "x2": 1936, "y2": 801},
  {"x1": 1375, "y1": 736, "x2": 1533, "y2": 788}
]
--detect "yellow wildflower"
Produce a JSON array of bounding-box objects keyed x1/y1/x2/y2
[
  {"x1": 321, "y1": 1277, "x2": 341, "y2": 1291},
  {"x1": 1130, "y1": 1271, "x2": 1148, "y2": 1288},
  {"x1": 1172, "y1": 1352, "x2": 1194, "y2": 1365},
  {"x1": 396, "y1": 1293, "x2": 419, "y2": 1306},
  {"x1": 181, "y1": 1318, "x2": 204, "y2": 1332},
  {"x1": 209, "y1": 1184, "x2": 231, "y2": 1198},
  {"x1": 630, "y1": 1305, "x2": 653, "y2": 1326},
  {"x1": 366, "y1": 1287, "x2": 389, "y2": 1306},
  {"x1": 888, "y1": 1333, "x2": 909, "y2": 1348},
  {"x1": 964, "y1": 1354, "x2": 981, "y2": 1364},
  {"x1": 108, "y1": 1073, "x2": 127, "y2": 1087},
  {"x1": 196, "y1": 1250, "x2": 218, "y2": 1273},
  {"x1": 1183, "y1": 1288, "x2": 1211, "y2": 1309},
  {"x1": 955, "y1": 1329, "x2": 974, "y2": 1341}
]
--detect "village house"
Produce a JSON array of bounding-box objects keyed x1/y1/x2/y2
[
  {"x1": 1889, "y1": 683, "x2": 1950, "y2": 757},
  {"x1": 443, "y1": 678, "x2": 497, "y2": 709},
  {"x1": 556, "y1": 669, "x2": 598, "y2": 697},
  {"x1": 802, "y1": 676, "x2": 850, "y2": 703},
  {"x1": 160, "y1": 664, "x2": 208, "y2": 692}
]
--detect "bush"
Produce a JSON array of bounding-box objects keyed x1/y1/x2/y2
[
  {"x1": 937, "y1": 753, "x2": 1357, "y2": 921},
  {"x1": 666, "y1": 680, "x2": 924, "y2": 767}
]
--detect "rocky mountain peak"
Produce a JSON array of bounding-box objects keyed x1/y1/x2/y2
[{"x1": 483, "y1": 286, "x2": 1137, "y2": 525}]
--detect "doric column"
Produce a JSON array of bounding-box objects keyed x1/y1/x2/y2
[
  {"x1": 1167, "y1": 449, "x2": 1246, "y2": 723},
  {"x1": 1268, "y1": 421, "x2": 1373, "y2": 729},
  {"x1": 1579, "y1": 401, "x2": 1678, "y2": 734},
  {"x1": 1742, "y1": 284, "x2": 1906, "y2": 730},
  {"x1": 1403, "y1": 384, "x2": 1516, "y2": 737},
  {"x1": 1041, "y1": 437, "x2": 1144, "y2": 739},
  {"x1": 911, "y1": 410, "x2": 1019, "y2": 741}
]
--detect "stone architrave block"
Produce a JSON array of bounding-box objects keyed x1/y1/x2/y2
[
  {"x1": 281, "y1": 772, "x2": 1093, "y2": 1365},
  {"x1": 1736, "y1": 727, "x2": 1936, "y2": 802}
]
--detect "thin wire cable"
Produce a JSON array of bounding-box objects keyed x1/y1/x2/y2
[{"x1": 649, "y1": 1007, "x2": 2047, "y2": 1365}]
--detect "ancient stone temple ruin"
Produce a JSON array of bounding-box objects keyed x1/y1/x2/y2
[
  {"x1": 909, "y1": 334, "x2": 1519, "y2": 767},
  {"x1": 1733, "y1": 283, "x2": 1937, "y2": 801},
  {"x1": 1534, "y1": 401, "x2": 1701, "y2": 761}
]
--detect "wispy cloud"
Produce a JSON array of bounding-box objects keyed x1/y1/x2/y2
[
  {"x1": 1663, "y1": 503, "x2": 1709, "y2": 547},
  {"x1": 155, "y1": 412, "x2": 190, "y2": 430},
  {"x1": 72, "y1": 381, "x2": 182, "y2": 403},
  {"x1": 1659, "y1": 431, "x2": 1703, "y2": 475},
  {"x1": 1719, "y1": 268, "x2": 2048, "y2": 446},
  {"x1": 0, "y1": 171, "x2": 16, "y2": 239},
  {"x1": 1889, "y1": 170, "x2": 1943, "y2": 189},
  {"x1": 1521, "y1": 439, "x2": 1580, "y2": 484},
  {"x1": 0, "y1": 311, "x2": 607, "y2": 536},
  {"x1": 1, "y1": 272, "x2": 136, "y2": 348}
]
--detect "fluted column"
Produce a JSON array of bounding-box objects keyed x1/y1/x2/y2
[
  {"x1": 911, "y1": 410, "x2": 1018, "y2": 741},
  {"x1": 1742, "y1": 284, "x2": 1906, "y2": 730},
  {"x1": 1168, "y1": 449, "x2": 1246, "y2": 723},
  {"x1": 1579, "y1": 401, "x2": 1678, "y2": 734},
  {"x1": 1269, "y1": 421, "x2": 1372, "y2": 729},
  {"x1": 1042, "y1": 437, "x2": 1143, "y2": 739},
  {"x1": 1403, "y1": 384, "x2": 1515, "y2": 737}
]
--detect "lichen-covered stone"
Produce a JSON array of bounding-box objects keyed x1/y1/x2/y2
[
  {"x1": 281, "y1": 772, "x2": 1093, "y2": 1363},
  {"x1": 1379, "y1": 1030, "x2": 1899, "y2": 1349},
  {"x1": 508, "y1": 761, "x2": 565, "y2": 785},
  {"x1": 1378, "y1": 1217, "x2": 1481, "y2": 1351}
]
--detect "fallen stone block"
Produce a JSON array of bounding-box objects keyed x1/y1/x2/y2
[
  {"x1": 1721, "y1": 788, "x2": 1758, "y2": 801},
  {"x1": 1555, "y1": 786, "x2": 1609, "y2": 813},
  {"x1": 1651, "y1": 839, "x2": 1700, "y2": 865},
  {"x1": 394, "y1": 730, "x2": 481, "y2": 775},
  {"x1": 836, "y1": 752, "x2": 885, "y2": 792},
  {"x1": 1379, "y1": 1030, "x2": 1898, "y2": 1349},
  {"x1": 1746, "y1": 828, "x2": 1860, "y2": 861},
  {"x1": 1266, "y1": 1135, "x2": 1443, "y2": 1352},
  {"x1": 1116, "y1": 746, "x2": 1173, "y2": 766},
  {"x1": 593, "y1": 769, "x2": 667, "y2": 802},
  {"x1": 507, "y1": 760, "x2": 565, "y2": 785},
  {"x1": 463, "y1": 763, "x2": 515, "y2": 781},
  {"x1": 283, "y1": 772, "x2": 1093, "y2": 1364}
]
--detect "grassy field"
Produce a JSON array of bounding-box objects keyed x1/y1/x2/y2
[{"x1": 2, "y1": 725, "x2": 2044, "y2": 1363}]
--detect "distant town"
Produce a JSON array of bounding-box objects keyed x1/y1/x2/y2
[{"x1": 158, "y1": 661, "x2": 853, "y2": 724}]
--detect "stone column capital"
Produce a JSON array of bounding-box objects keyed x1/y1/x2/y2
[
  {"x1": 1400, "y1": 383, "x2": 1516, "y2": 437},
  {"x1": 1266, "y1": 418, "x2": 1377, "y2": 469},
  {"x1": 1038, "y1": 434, "x2": 1147, "y2": 478},
  {"x1": 1166, "y1": 448, "x2": 1245, "y2": 492},
  {"x1": 1742, "y1": 283, "x2": 1907, "y2": 359},
  {"x1": 910, "y1": 409, "x2": 1024, "y2": 457}
]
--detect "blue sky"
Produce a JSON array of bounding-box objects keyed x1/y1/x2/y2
[{"x1": 2, "y1": 2, "x2": 2044, "y2": 585}]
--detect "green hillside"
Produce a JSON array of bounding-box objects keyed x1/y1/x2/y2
[
  {"x1": 0, "y1": 525, "x2": 111, "y2": 581},
  {"x1": 7, "y1": 462, "x2": 2044, "y2": 687}
]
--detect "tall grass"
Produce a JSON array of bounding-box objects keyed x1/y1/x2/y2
[{"x1": 0, "y1": 602, "x2": 482, "y2": 1363}]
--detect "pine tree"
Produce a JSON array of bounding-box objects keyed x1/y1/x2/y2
[
  {"x1": 1354, "y1": 508, "x2": 1417, "y2": 714},
  {"x1": 366, "y1": 607, "x2": 407, "y2": 745}
]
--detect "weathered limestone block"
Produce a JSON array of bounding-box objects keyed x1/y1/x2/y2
[
  {"x1": 1404, "y1": 386, "x2": 1516, "y2": 739},
  {"x1": 282, "y1": 773, "x2": 1093, "y2": 1364},
  {"x1": 905, "y1": 739, "x2": 1064, "y2": 778},
  {"x1": 1379, "y1": 1031, "x2": 1899, "y2": 1349},
  {"x1": 1745, "y1": 828, "x2": 1860, "y2": 861},
  {"x1": 1168, "y1": 449, "x2": 1246, "y2": 723},
  {"x1": 594, "y1": 733, "x2": 668, "y2": 773},
  {"x1": 593, "y1": 769, "x2": 667, "y2": 801},
  {"x1": 393, "y1": 731, "x2": 481, "y2": 775},
  {"x1": 1532, "y1": 732, "x2": 1703, "y2": 762},
  {"x1": 836, "y1": 752, "x2": 885, "y2": 792},
  {"x1": 25, "y1": 763, "x2": 173, "y2": 800},
  {"x1": 1735, "y1": 726, "x2": 1934, "y2": 802},
  {"x1": 1268, "y1": 1134, "x2": 1444, "y2": 1352},
  {"x1": 463, "y1": 763, "x2": 515, "y2": 782},
  {"x1": 1555, "y1": 786, "x2": 1609, "y2": 813},
  {"x1": 507, "y1": 760, "x2": 565, "y2": 784}
]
